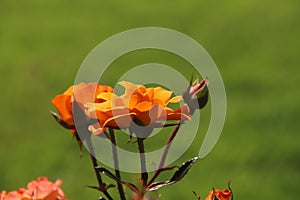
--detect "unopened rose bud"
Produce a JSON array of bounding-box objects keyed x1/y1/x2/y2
[{"x1": 183, "y1": 78, "x2": 209, "y2": 115}]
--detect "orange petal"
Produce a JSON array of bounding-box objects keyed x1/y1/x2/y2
[
  {"x1": 85, "y1": 101, "x2": 112, "y2": 114},
  {"x1": 73, "y1": 82, "x2": 99, "y2": 104},
  {"x1": 144, "y1": 88, "x2": 154, "y2": 99},
  {"x1": 135, "y1": 101, "x2": 153, "y2": 112},
  {"x1": 51, "y1": 94, "x2": 73, "y2": 124},
  {"x1": 85, "y1": 103, "x2": 130, "y2": 121},
  {"x1": 128, "y1": 94, "x2": 138, "y2": 109},
  {"x1": 138, "y1": 86, "x2": 147, "y2": 94},
  {"x1": 63, "y1": 85, "x2": 74, "y2": 95},
  {"x1": 153, "y1": 87, "x2": 172, "y2": 103},
  {"x1": 97, "y1": 85, "x2": 113, "y2": 93},
  {"x1": 96, "y1": 92, "x2": 113, "y2": 101},
  {"x1": 152, "y1": 98, "x2": 165, "y2": 106}
]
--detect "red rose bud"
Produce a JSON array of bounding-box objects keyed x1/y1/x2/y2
[
  {"x1": 205, "y1": 189, "x2": 232, "y2": 200},
  {"x1": 205, "y1": 181, "x2": 233, "y2": 200},
  {"x1": 183, "y1": 78, "x2": 209, "y2": 115}
]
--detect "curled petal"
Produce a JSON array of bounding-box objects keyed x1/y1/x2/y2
[
  {"x1": 88, "y1": 124, "x2": 106, "y2": 135},
  {"x1": 96, "y1": 92, "x2": 114, "y2": 101},
  {"x1": 85, "y1": 103, "x2": 130, "y2": 119},
  {"x1": 88, "y1": 113, "x2": 136, "y2": 135},
  {"x1": 167, "y1": 96, "x2": 182, "y2": 104},
  {"x1": 103, "y1": 113, "x2": 136, "y2": 128}
]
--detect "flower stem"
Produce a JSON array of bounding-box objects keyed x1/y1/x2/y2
[
  {"x1": 137, "y1": 137, "x2": 148, "y2": 195},
  {"x1": 86, "y1": 135, "x2": 113, "y2": 200},
  {"x1": 148, "y1": 122, "x2": 181, "y2": 185},
  {"x1": 109, "y1": 128, "x2": 126, "y2": 200}
]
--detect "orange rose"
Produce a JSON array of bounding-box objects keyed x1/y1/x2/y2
[
  {"x1": 51, "y1": 82, "x2": 113, "y2": 129},
  {"x1": 205, "y1": 188, "x2": 232, "y2": 200},
  {"x1": 86, "y1": 81, "x2": 191, "y2": 135},
  {"x1": 119, "y1": 81, "x2": 191, "y2": 125}
]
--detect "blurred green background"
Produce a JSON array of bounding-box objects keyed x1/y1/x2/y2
[{"x1": 1, "y1": 0, "x2": 299, "y2": 199}]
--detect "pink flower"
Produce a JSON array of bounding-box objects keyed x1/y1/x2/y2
[
  {"x1": 27, "y1": 177, "x2": 66, "y2": 200},
  {"x1": 0, "y1": 177, "x2": 67, "y2": 200},
  {"x1": 0, "y1": 188, "x2": 31, "y2": 200}
]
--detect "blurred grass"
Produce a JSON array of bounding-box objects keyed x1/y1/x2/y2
[{"x1": 0, "y1": 0, "x2": 299, "y2": 199}]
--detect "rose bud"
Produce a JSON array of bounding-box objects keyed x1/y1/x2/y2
[{"x1": 183, "y1": 78, "x2": 209, "y2": 115}]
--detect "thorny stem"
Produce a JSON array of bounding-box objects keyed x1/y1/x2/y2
[
  {"x1": 85, "y1": 135, "x2": 113, "y2": 200},
  {"x1": 148, "y1": 122, "x2": 182, "y2": 185},
  {"x1": 109, "y1": 128, "x2": 126, "y2": 200},
  {"x1": 137, "y1": 137, "x2": 148, "y2": 195}
]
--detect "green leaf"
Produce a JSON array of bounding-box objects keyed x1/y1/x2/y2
[
  {"x1": 147, "y1": 181, "x2": 173, "y2": 191},
  {"x1": 147, "y1": 157, "x2": 199, "y2": 191},
  {"x1": 169, "y1": 157, "x2": 199, "y2": 182}
]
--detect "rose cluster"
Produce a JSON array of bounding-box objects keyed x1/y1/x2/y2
[{"x1": 51, "y1": 80, "x2": 207, "y2": 136}]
